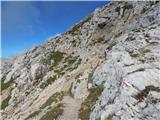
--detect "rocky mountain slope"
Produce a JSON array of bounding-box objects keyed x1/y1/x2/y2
[{"x1": 1, "y1": 1, "x2": 160, "y2": 120}]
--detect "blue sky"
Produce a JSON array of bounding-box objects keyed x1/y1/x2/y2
[{"x1": 1, "y1": 1, "x2": 109, "y2": 58}]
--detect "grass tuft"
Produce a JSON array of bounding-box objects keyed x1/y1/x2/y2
[
  {"x1": 25, "y1": 110, "x2": 41, "y2": 120},
  {"x1": 40, "y1": 92, "x2": 64, "y2": 109},
  {"x1": 78, "y1": 87, "x2": 103, "y2": 120},
  {"x1": 68, "y1": 82, "x2": 74, "y2": 97},
  {"x1": 1, "y1": 95, "x2": 11, "y2": 110},
  {"x1": 88, "y1": 72, "x2": 94, "y2": 84},
  {"x1": 40, "y1": 76, "x2": 57, "y2": 89},
  {"x1": 40, "y1": 103, "x2": 64, "y2": 120}
]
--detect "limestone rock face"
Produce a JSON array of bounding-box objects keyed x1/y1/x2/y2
[
  {"x1": 31, "y1": 63, "x2": 47, "y2": 80},
  {"x1": 1, "y1": 1, "x2": 160, "y2": 120}
]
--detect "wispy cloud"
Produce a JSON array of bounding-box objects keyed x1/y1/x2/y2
[{"x1": 53, "y1": 33, "x2": 61, "y2": 38}]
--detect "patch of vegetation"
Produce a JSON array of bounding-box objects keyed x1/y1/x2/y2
[
  {"x1": 127, "y1": 68, "x2": 145, "y2": 75},
  {"x1": 94, "y1": 37, "x2": 105, "y2": 44},
  {"x1": 115, "y1": 6, "x2": 121, "y2": 15},
  {"x1": 40, "y1": 92, "x2": 64, "y2": 109},
  {"x1": 75, "y1": 73, "x2": 83, "y2": 84},
  {"x1": 43, "y1": 51, "x2": 65, "y2": 68},
  {"x1": 40, "y1": 103, "x2": 64, "y2": 120},
  {"x1": 54, "y1": 68, "x2": 65, "y2": 77},
  {"x1": 1, "y1": 95, "x2": 11, "y2": 110},
  {"x1": 63, "y1": 55, "x2": 82, "y2": 72},
  {"x1": 68, "y1": 16, "x2": 92, "y2": 34},
  {"x1": 134, "y1": 85, "x2": 160, "y2": 102},
  {"x1": 40, "y1": 76, "x2": 57, "y2": 89},
  {"x1": 68, "y1": 82, "x2": 74, "y2": 97},
  {"x1": 65, "y1": 58, "x2": 82, "y2": 72},
  {"x1": 75, "y1": 73, "x2": 82, "y2": 80},
  {"x1": 78, "y1": 87, "x2": 104, "y2": 120},
  {"x1": 1, "y1": 76, "x2": 14, "y2": 91},
  {"x1": 66, "y1": 55, "x2": 77, "y2": 65},
  {"x1": 124, "y1": 63, "x2": 134, "y2": 67},
  {"x1": 130, "y1": 53, "x2": 139, "y2": 58},
  {"x1": 40, "y1": 82, "x2": 48, "y2": 89},
  {"x1": 25, "y1": 110, "x2": 41, "y2": 120},
  {"x1": 77, "y1": 79, "x2": 81, "y2": 84},
  {"x1": 47, "y1": 76, "x2": 57, "y2": 84},
  {"x1": 88, "y1": 72, "x2": 94, "y2": 84}
]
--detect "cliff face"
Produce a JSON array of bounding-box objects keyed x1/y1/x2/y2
[{"x1": 1, "y1": 1, "x2": 160, "y2": 120}]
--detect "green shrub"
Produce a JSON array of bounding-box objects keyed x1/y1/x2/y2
[
  {"x1": 40, "y1": 103, "x2": 63, "y2": 120},
  {"x1": 40, "y1": 92, "x2": 64, "y2": 109},
  {"x1": 47, "y1": 76, "x2": 57, "y2": 85},
  {"x1": 25, "y1": 110, "x2": 41, "y2": 120},
  {"x1": 78, "y1": 87, "x2": 103, "y2": 120},
  {"x1": 1, "y1": 95, "x2": 11, "y2": 110}
]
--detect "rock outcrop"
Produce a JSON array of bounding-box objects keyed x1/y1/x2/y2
[{"x1": 1, "y1": 1, "x2": 160, "y2": 120}]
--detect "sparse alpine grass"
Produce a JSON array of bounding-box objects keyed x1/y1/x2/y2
[
  {"x1": 40, "y1": 92, "x2": 64, "y2": 109},
  {"x1": 40, "y1": 103, "x2": 64, "y2": 120},
  {"x1": 78, "y1": 87, "x2": 104, "y2": 120}
]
